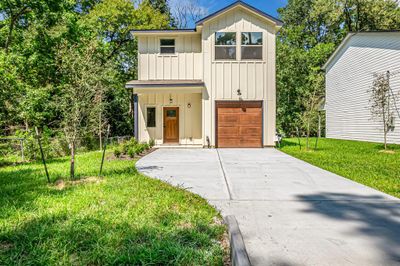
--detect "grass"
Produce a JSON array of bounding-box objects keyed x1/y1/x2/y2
[
  {"x1": 0, "y1": 151, "x2": 226, "y2": 265},
  {"x1": 279, "y1": 138, "x2": 400, "y2": 198}
]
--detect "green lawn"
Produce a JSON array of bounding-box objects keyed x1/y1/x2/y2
[
  {"x1": 279, "y1": 138, "x2": 400, "y2": 198},
  {"x1": 0, "y1": 151, "x2": 226, "y2": 265}
]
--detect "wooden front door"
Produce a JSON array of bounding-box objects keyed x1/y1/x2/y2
[{"x1": 163, "y1": 107, "x2": 179, "y2": 143}]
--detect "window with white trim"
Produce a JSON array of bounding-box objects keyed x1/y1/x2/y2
[
  {"x1": 241, "y1": 32, "x2": 263, "y2": 60},
  {"x1": 215, "y1": 32, "x2": 236, "y2": 60},
  {"x1": 160, "y1": 39, "x2": 175, "y2": 54}
]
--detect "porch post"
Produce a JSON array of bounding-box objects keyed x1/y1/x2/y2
[{"x1": 133, "y1": 93, "x2": 139, "y2": 140}]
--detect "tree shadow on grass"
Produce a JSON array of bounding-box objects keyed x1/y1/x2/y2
[
  {"x1": 0, "y1": 214, "x2": 224, "y2": 265},
  {"x1": 297, "y1": 193, "x2": 400, "y2": 263}
]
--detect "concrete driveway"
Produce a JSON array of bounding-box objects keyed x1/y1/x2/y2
[{"x1": 136, "y1": 148, "x2": 400, "y2": 266}]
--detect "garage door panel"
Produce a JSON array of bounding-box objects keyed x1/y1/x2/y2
[
  {"x1": 239, "y1": 127, "x2": 262, "y2": 135},
  {"x1": 240, "y1": 139, "x2": 261, "y2": 147},
  {"x1": 218, "y1": 126, "x2": 239, "y2": 136},
  {"x1": 219, "y1": 114, "x2": 239, "y2": 123},
  {"x1": 216, "y1": 101, "x2": 263, "y2": 148},
  {"x1": 218, "y1": 138, "x2": 242, "y2": 148},
  {"x1": 239, "y1": 114, "x2": 262, "y2": 124}
]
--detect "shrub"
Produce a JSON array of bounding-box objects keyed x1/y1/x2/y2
[
  {"x1": 142, "y1": 143, "x2": 150, "y2": 151},
  {"x1": 113, "y1": 147, "x2": 122, "y2": 158},
  {"x1": 149, "y1": 139, "x2": 155, "y2": 148},
  {"x1": 122, "y1": 137, "x2": 137, "y2": 154},
  {"x1": 127, "y1": 147, "x2": 136, "y2": 158},
  {"x1": 134, "y1": 144, "x2": 145, "y2": 155}
]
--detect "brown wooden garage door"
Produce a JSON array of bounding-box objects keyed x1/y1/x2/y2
[{"x1": 216, "y1": 101, "x2": 263, "y2": 148}]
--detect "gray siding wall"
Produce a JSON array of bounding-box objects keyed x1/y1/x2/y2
[{"x1": 325, "y1": 33, "x2": 400, "y2": 144}]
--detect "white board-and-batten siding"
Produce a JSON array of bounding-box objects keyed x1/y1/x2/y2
[
  {"x1": 135, "y1": 6, "x2": 278, "y2": 146},
  {"x1": 325, "y1": 33, "x2": 400, "y2": 144},
  {"x1": 201, "y1": 8, "x2": 277, "y2": 146},
  {"x1": 138, "y1": 35, "x2": 203, "y2": 80}
]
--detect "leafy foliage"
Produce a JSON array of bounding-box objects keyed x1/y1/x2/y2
[
  {"x1": 0, "y1": 0, "x2": 171, "y2": 137},
  {"x1": 277, "y1": 0, "x2": 400, "y2": 135}
]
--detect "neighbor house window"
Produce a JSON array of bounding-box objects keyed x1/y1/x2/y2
[
  {"x1": 241, "y1": 32, "x2": 263, "y2": 60},
  {"x1": 160, "y1": 39, "x2": 175, "y2": 54},
  {"x1": 215, "y1": 32, "x2": 236, "y2": 60},
  {"x1": 146, "y1": 107, "x2": 156, "y2": 127}
]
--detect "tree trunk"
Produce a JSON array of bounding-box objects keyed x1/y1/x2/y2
[
  {"x1": 306, "y1": 119, "x2": 310, "y2": 151},
  {"x1": 70, "y1": 141, "x2": 75, "y2": 179},
  {"x1": 99, "y1": 112, "x2": 102, "y2": 151},
  {"x1": 383, "y1": 110, "x2": 387, "y2": 150}
]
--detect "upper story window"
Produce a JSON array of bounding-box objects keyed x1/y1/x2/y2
[
  {"x1": 160, "y1": 39, "x2": 175, "y2": 54},
  {"x1": 215, "y1": 32, "x2": 236, "y2": 60},
  {"x1": 241, "y1": 32, "x2": 263, "y2": 60}
]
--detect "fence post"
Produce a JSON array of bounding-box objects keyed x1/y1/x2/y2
[
  {"x1": 99, "y1": 125, "x2": 111, "y2": 177},
  {"x1": 35, "y1": 127, "x2": 50, "y2": 183}
]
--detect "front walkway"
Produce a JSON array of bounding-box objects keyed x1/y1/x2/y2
[{"x1": 136, "y1": 148, "x2": 400, "y2": 265}]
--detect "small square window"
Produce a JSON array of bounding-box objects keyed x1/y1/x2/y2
[
  {"x1": 160, "y1": 39, "x2": 175, "y2": 54},
  {"x1": 146, "y1": 107, "x2": 156, "y2": 127}
]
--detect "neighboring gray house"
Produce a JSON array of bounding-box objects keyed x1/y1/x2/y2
[{"x1": 322, "y1": 31, "x2": 400, "y2": 144}]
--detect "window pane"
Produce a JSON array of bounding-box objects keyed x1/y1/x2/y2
[
  {"x1": 166, "y1": 110, "x2": 176, "y2": 117},
  {"x1": 160, "y1": 39, "x2": 175, "y2": 46},
  {"x1": 241, "y1": 46, "x2": 262, "y2": 60},
  {"x1": 241, "y1": 32, "x2": 262, "y2": 45},
  {"x1": 215, "y1": 32, "x2": 236, "y2": 45},
  {"x1": 215, "y1": 47, "x2": 236, "y2": 60},
  {"x1": 160, "y1": 46, "x2": 175, "y2": 54},
  {"x1": 147, "y1": 107, "x2": 156, "y2": 127}
]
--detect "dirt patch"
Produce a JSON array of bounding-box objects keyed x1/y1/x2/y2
[
  {"x1": 0, "y1": 241, "x2": 14, "y2": 251},
  {"x1": 52, "y1": 176, "x2": 103, "y2": 190},
  {"x1": 379, "y1": 149, "x2": 396, "y2": 154},
  {"x1": 177, "y1": 221, "x2": 193, "y2": 229},
  {"x1": 221, "y1": 230, "x2": 231, "y2": 266}
]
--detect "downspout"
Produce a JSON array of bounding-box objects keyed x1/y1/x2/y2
[{"x1": 133, "y1": 93, "x2": 139, "y2": 140}]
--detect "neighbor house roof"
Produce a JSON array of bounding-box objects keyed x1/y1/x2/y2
[
  {"x1": 131, "y1": 1, "x2": 283, "y2": 35},
  {"x1": 125, "y1": 80, "x2": 205, "y2": 89},
  {"x1": 322, "y1": 30, "x2": 400, "y2": 70}
]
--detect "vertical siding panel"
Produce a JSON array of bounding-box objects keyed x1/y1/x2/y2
[
  {"x1": 232, "y1": 63, "x2": 240, "y2": 99},
  {"x1": 248, "y1": 63, "x2": 256, "y2": 99},
  {"x1": 239, "y1": 63, "x2": 247, "y2": 98},
  {"x1": 156, "y1": 54, "x2": 163, "y2": 79},
  {"x1": 224, "y1": 63, "x2": 232, "y2": 99},
  {"x1": 165, "y1": 57, "x2": 171, "y2": 79}
]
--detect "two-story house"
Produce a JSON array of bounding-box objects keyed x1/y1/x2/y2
[{"x1": 126, "y1": 1, "x2": 283, "y2": 148}]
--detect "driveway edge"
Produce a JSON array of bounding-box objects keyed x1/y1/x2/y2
[{"x1": 224, "y1": 215, "x2": 251, "y2": 266}]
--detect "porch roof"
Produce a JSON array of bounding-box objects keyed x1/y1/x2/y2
[
  {"x1": 125, "y1": 79, "x2": 204, "y2": 88},
  {"x1": 126, "y1": 80, "x2": 205, "y2": 94}
]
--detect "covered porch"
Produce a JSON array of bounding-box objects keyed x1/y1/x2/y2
[{"x1": 126, "y1": 80, "x2": 204, "y2": 147}]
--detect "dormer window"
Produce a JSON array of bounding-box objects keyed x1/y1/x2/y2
[
  {"x1": 241, "y1": 32, "x2": 263, "y2": 60},
  {"x1": 160, "y1": 39, "x2": 175, "y2": 54},
  {"x1": 215, "y1": 32, "x2": 236, "y2": 60}
]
